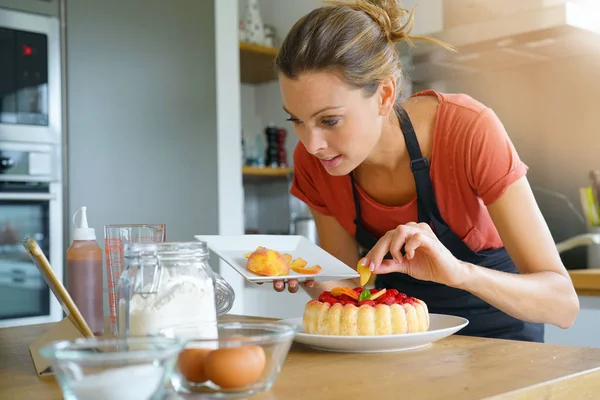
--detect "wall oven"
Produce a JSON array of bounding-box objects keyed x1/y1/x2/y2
[
  {"x1": 0, "y1": 7, "x2": 64, "y2": 327},
  {"x1": 0, "y1": 141, "x2": 63, "y2": 327},
  {"x1": 0, "y1": 7, "x2": 61, "y2": 144}
]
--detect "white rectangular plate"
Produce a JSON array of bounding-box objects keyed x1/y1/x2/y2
[{"x1": 194, "y1": 234, "x2": 360, "y2": 283}]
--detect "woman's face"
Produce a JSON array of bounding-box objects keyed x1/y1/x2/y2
[{"x1": 279, "y1": 71, "x2": 390, "y2": 176}]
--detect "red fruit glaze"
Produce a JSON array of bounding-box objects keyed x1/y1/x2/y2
[
  {"x1": 380, "y1": 297, "x2": 396, "y2": 306},
  {"x1": 317, "y1": 289, "x2": 417, "y2": 307},
  {"x1": 358, "y1": 300, "x2": 376, "y2": 307}
]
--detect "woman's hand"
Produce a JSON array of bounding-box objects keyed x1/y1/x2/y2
[
  {"x1": 364, "y1": 222, "x2": 467, "y2": 288},
  {"x1": 256, "y1": 279, "x2": 315, "y2": 293}
]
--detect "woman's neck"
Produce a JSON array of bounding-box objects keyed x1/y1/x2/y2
[{"x1": 361, "y1": 106, "x2": 408, "y2": 174}]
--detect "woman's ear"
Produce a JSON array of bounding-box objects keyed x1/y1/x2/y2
[{"x1": 378, "y1": 77, "x2": 397, "y2": 117}]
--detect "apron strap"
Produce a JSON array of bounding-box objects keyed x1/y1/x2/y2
[
  {"x1": 349, "y1": 173, "x2": 362, "y2": 227},
  {"x1": 397, "y1": 106, "x2": 480, "y2": 259},
  {"x1": 397, "y1": 106, "x2": 448, "y2": 235}
]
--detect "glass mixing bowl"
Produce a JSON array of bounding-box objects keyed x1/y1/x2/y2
[
  {"x1": 161, "y1": 321, "x2": 297, "y2": 398},
  {"x1": 39, "y1": 336, "x2": 183, "y2": 400}
]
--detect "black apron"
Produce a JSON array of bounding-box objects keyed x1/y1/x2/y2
[{"x1": 350, "y1": 106, "x2": 544, "y2": 342}]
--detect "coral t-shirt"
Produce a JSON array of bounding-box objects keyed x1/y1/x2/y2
[{"x1": 289, "y1": 89, "x2": 528, "y2": 252}]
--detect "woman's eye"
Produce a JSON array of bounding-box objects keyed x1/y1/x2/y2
[
  {"x1": 322, "y1": 118, "x2": 339, "y2": 127},
  {"x1": 286, "y1": 117, "x2": 301, "y2": 125}
]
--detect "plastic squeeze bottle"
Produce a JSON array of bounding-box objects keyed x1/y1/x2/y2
[{"x1": 66, "y1": 206, "x2": 104, "y2": 334}]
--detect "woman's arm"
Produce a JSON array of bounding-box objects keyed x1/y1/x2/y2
[
  {"x1": 365, "y1": 177, "x2": 579, "y2": 328},
  {"x1": 456, "y1": 176, "x2": 579, "y2": 328},
  {"x1": 301, "y1": 208, "x2": 361, "y2": 299}
]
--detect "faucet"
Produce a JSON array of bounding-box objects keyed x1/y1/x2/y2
[{"x1": 556, "y1": 233, "x2": 600, "y2": 254}]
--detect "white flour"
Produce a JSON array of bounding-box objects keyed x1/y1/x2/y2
[
  {"x1": 119, "y1": 275, "x2": 218, "y2": 338},
  {"x1": 69, "y1": 364, "x2": 164, "y2": 400}
]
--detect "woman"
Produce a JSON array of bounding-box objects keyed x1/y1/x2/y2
[{"x1": 269, "y1": 0, "x2": 579, "y2": 342}]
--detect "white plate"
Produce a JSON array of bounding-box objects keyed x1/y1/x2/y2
[
  {"x1": 194, "y1": 234, "x2": 360, "y2": 283},
  {"x1": 279, "y1": 314, "x2": 469, "y2": 353}
]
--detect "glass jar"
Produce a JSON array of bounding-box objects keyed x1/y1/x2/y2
[{"x1": 116, "y1": 241, "x2": 235, "y2": 337}]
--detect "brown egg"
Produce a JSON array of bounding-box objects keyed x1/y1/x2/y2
[
  {"x1": 204, "y1": 345, "x2": 267, "y2": 389},
  {"x1": 177, "y1": 348, "x2": 213, "y2": 383}
]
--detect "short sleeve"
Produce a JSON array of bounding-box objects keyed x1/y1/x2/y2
[
  {"x1": 465, "y1": 107, "x2": 529, "y2": 205},
  {"x1": 289, "y1": 144, "x2": 331, "y2": 215}
]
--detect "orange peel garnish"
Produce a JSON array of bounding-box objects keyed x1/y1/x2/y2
[
  {"x1": 357, "y1": 258, "x2": 371, "y2": 287},
  {"x1": 331, "y1": 287, "x2": 359, "y2": 301},
  {"x1": 291, "y1": 265, "x2": 322, "y2": 275},
  {"x1": 370, "y1": 289, "x2": 386, "y2": 301},
  {"x1": 290, "y1": 258, "x2": 307, "y2": 269}
]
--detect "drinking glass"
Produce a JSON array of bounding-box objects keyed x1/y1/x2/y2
[{"x1": 104, "y1": 224, "x2": 166, "y2": 335}]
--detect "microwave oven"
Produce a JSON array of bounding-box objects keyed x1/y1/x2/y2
[
  {"x1": 0, "y1": 8, "x2": 64, "y2": 328},
  {"x1": 0, "y1": 7, "x2": 61, "y2": 145}
]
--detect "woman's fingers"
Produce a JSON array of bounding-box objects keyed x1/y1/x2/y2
[
  {"x1": 287, "y1": 279, "x2": 299, "y2": 293},
  {"x1": 273, "y1": 280, "x2": 285, "y2": 292},
  {"x1": 389, "y1": 226, "x2": 410, "y2": 263},
  {"x1": 365, "y1": 232, "x2": 392, "y2": 271},
  {"x1": 366, "y1": 225, "x2": 420, "y2": 269},
  {"x1": 374, "y1": 258, "x2": 408, "y2": 275},
  {"x1": 272, "y1": 278, "x2": 309, "y2": 293},
  {"x1": 404, "y1": 231, "x2": 430, "y2": 259},
  {"x1": 304, "y1": 280, "x2": 315, "y2": 288}
]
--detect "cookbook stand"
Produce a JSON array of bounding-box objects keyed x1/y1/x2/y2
[{"x1": 22, "y1": 237, "x2": 94, "y2": 376}]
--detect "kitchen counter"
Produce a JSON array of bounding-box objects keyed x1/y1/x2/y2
[
  {"x1": 1, "y1": 315, "x2": 600, "y2": 399},
  {"x1": 569, "y1": 269, "x2": 600, "y2": 296}
]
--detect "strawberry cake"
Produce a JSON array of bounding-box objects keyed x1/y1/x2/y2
[{"x1": 303, "y1": 287, "x2": 430, "y2": 336}]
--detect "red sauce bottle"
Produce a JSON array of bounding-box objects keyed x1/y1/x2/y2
[{"x1": 66, "y1": 206, "x2": 104, "y2": 335}]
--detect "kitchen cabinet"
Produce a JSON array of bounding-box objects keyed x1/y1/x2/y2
[
  {"x1": 0, "y1": 0, "x2": 59, "y2": 17},
  {"x1": 405, "y1": 0, "x2": 443, "y2": 36}
]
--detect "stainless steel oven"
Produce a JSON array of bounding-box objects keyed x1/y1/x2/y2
[
  {"x1": 0, "y1": 141, "x2": 63, "y2": 327},
  {"x1": 0, "y1": 7, "x2": 64, "y2": 327},
  {"x1": 0, "y1": 7, "x2": 61, "y2": 144}
]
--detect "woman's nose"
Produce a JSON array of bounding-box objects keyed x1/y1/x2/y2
[{"x1": 304, "y1": 131, "x2": 327, "y2": 155}]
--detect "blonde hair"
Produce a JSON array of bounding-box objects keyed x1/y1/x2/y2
[{"x1": 275, "y1": 0, "x2": 453, "y2": 98}]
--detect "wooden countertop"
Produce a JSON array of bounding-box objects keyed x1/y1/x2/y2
[
  {"x1": 1, "y1": 315, "x2": 600, "y2": 399},
  {"x1": 569, "y1": 269, "x2": 600, "y2": 296}
]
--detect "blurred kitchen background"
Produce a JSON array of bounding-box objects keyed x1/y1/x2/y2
[{"x1": 0, "y1": 0, "x2": 599, "y2": 346}]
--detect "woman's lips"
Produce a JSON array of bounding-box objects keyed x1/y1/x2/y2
[{"x1": 319, "y1": 155, "x2": 342, "y2": 168}]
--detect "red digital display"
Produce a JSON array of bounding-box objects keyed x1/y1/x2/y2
[{"x1": 22, "y1": 44, "x2": 33, "y2": 56}]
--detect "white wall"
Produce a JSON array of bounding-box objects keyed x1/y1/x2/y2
[
  {"x1": 215, "y1": 0, "x2": 246, "y2": 315},
  {"x1": 238, "y1": 0, "x2": 318, "y2": 318},
  {"x1": 65, "y1": 0, "x2": 223, "y2": 315}
]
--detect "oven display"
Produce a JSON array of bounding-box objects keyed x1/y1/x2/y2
[{"x1": 0, "y1": 27, "x2": 49, "y2": 126}]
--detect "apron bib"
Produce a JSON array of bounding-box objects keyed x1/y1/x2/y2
[{"x1": 350, "y1": 106, "x2": 544, "y2": 342}]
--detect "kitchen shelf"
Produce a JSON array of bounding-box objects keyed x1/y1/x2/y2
[
  {"x1": 242, "y1": 166, "x2": 293, "y2": 177},
  {"x1": 239, "y1": 42, "x2": 279, "y2": 84}
]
